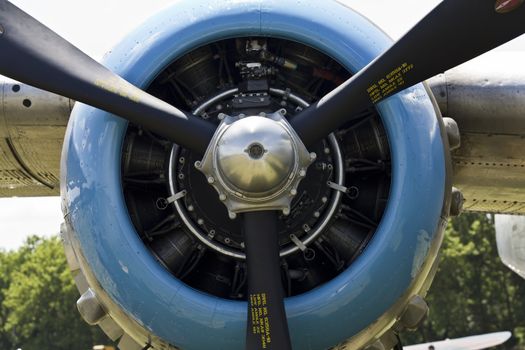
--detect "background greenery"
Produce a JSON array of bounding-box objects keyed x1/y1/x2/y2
[
  {"x1": 0, "y1": 213, "x2": 523, "y2": 349},
  {"x1": 401, "y1": 213, "x2": 525, "y2": 349}
]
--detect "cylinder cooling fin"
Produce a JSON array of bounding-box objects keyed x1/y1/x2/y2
[{"x1": 61, "y1": 1, "x2": 449, "y2": 349}]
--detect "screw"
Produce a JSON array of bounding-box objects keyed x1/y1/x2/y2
[
  {"x1": 219, "y1": 193, "x2": 226, "y2": 201},
  {"x1": 321, "y1": 196, "x2": 328, "y2": 203},
  {"x1": 207, "y1": 176, "x2": 215, "y2": 184},
  {"x1": 194, "y1": 161, "x2": 202, "y2": 168},
  {"x1": 197, "y1": 218, "x2": 204, "y2": 226},
  {"x1": 188, "y1": 205, "x2": 194, "y2": 212},
  {"x1": 290, "y1": 188, "x2": 297, "y2": 196},
  {"x1": 218, "y1": 113, "x2": 226, "y2": 120},
  {"x1": 314, "y1": 211, "x2": 320, "y2": 218},
  {"x1": 299, "y1": 169, "x2": 307, "y2": 177},
  {"x1": 282, "y1": 207, "x2": 290, "y2": 216},
  {"x1": 324, "y1": 147, "x2": 331, "y2": 154},
  {"x1": 229, "y1": 212, "x2": 237, "y2": 219},
  {"x1": 310, "y1": 152, "x2": 317, "y2": 161}
]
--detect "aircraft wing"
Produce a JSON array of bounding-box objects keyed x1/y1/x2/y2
[
  {"x1": 428, "y1": 52, "x2": 525, "y2": 214},
  {"x1": 404, "y1": 331, "x2": 512, "y2": 350},
  {"x1": 0, "y1": 77, "x2": 70, "y2": 196}
]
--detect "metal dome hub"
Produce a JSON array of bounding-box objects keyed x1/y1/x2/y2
[{"x1": 196, "y1": 110, "x2": 315, "y2": 215}]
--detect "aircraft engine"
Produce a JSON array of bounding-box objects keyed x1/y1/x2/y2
[{"x1": 60, "y1": 1, "x2": 453, "y2": 349}]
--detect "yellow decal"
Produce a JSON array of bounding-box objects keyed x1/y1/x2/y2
[
  {"x1": 367, "y1": 62, "x2": 414, "y2": 103},
  {"x1": 94, "y1": 79, "x2": 141, "y2": 103},
  {"x1": 249, "y1": 293, "x2": 272, "y2": 348}
]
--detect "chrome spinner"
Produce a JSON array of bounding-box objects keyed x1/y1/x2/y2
[{"x1": 195, "y1": 109, "x2": 316, "y2": 216}]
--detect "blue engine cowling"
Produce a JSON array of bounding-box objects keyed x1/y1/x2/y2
[{"x1": 60, "y1": 1, "x2": 451, "y2": 349}]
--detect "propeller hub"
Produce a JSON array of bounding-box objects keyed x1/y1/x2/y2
[
  {"x1": 196, "y1": 110, "x2": 315, "y2": 215},
  {"x1": 216, "y1": 116, "x2": 295, "y2": 196}
]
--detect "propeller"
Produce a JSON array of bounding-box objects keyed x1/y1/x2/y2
[
  {"x1": 0, "y1": 0, "x2": 214, "y2": 155},
  {"x1": 243, "y1": 211, "x2": 292, "y2": 350},
  {"x1": 1, "y1": 1, "x2": 524, "y2": 350},
  {"x1": 290, "y1": 0, "x2": 525, "y2": 146}
]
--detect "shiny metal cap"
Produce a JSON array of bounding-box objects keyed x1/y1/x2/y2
[
  {"x1": 196, "y1": 110, "x2": 315, "y2": 214},
  {"x1": 216, "y1": 116, "x2": 294, "y2": 197}
]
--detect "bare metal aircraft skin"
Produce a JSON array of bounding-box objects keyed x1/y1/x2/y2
[{"x1": 0, "y1": 0, "x2": 524, "y2": 349}]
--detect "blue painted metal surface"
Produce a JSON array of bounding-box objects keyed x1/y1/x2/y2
[{"x1": 61, "y1": 0, "x2": 446, "y2": 349}]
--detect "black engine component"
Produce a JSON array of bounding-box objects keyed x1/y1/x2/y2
[{"x1": 121, "y1": 37, "x2": 391, "y2": 300}]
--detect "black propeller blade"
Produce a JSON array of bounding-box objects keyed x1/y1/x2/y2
[
  {"x1": 243, "y1": 211, "x2": 292, "y2": 350},
  {"x1": 0, "y1": 0, "x2": 214, "y2": 154},
  {"x1": 290, "y1": 0, "x2": 525, "y2": 146}
]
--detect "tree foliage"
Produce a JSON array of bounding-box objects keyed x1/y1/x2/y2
[
  {"x1": 0, "y1": 236, "x2": 108, "y2": 350},
  {"x1": 401, "y1": 213, "x2": 525, "y2": 349}
]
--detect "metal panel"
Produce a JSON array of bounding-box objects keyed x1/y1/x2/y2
[
  {"x1": 0, "y1": 76, "x2": 71, "y2": 197},
  {"x1": 428, "y1": 53, "x2": 525, "y2": 214}
]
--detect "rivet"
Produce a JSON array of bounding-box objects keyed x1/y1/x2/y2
[
  {"x1": 282, "y1": 207, "x2": 290, "y2": 215},
  {"x1": 188, "y1": 205, "x2": 194, "y2": 212},
  {"x1": 228, "y1": 212, "x2": 237, "y2": 219},
  {"x1": 290, "y1": 189, "x2": 297, "y2": 196},
  {"x1": 219, "y1": 193, "x2": 227, "y2": 201},
  {"x1": 207, "y1": 176, "x2": 215, "y2": 184},
  {"x1": 310, "y1": 152, "x2": 317, "y2": 161},
  {"x1": 299, "y1": 169, "x2": 306, "y2": 177},
  {"x1": 0, "y1": 25, "x2": 4, "y2": 36},
  {"x1": 194, "y1": 161, "x2": 201, "y2": 168}
]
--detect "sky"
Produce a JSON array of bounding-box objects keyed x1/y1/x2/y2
[{"x1": 0, "y1": 0, "x2": 524, "y2": 250}]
